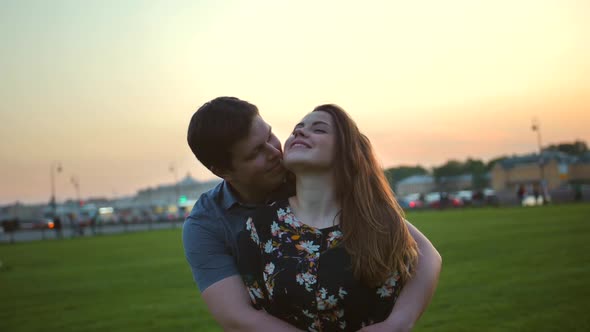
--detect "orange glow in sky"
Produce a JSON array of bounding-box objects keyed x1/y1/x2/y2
[{"x1": 1, "y1": 0, "x2": 589, "y2": 204}]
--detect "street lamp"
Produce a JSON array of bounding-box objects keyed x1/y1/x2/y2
[
  {"x1": 71, "y1": 175, "x2": 81, "y2": 203},
  {"x1": 50, "y1": 161, "x2": 63, "y2": 216},
  {"x1": 71, "y1": 176, "x2": 80, "y2": 201},
  {"x1": 169, "y1": 163, "x2": 180, "y2": 204},
  {"x1": 531, "y1": 118, "x2": 546, "y2": 203},
  {"x1": 169, "y1": 163, "x2": 182, "y2": 226}
]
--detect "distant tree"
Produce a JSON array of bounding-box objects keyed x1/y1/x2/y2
[
  {"x1": 432, "y1": 160, "x2": 464, "y2": 179},
  {"x1": 433, "y1": 158, "x2": 490, "y2": 190},
  {"x1": 486, "y1": 156, "x2": 508, "y2": 171},
  {"x1": 544, "y1": 140, "x2": 588, "y2": 156},
  {"x1": 383, "y1": 165, "x2": 428, "y2": 190},
  {"x1": 465, "y1": 158, "x2": 486, "y2": 174},
  {"x1": 465, "y1": 158, "x2": 489, "y2": 189}
]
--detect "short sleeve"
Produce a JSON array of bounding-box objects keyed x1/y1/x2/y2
[{"x1": 182, "y1": 214, "x2": 239, "y2": 292}]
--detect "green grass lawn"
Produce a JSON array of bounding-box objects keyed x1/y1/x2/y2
[{"x1": 1, "y1": 204, "x2": 589, "y2": 331}]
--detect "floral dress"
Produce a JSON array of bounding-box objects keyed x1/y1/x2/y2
[{"x1": 237, "y1": 199, "x2": 403, "y2": 332}]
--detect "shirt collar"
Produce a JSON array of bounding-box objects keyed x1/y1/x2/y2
[
  {"x1": 219, "y1": 180, "x2": 240, "y2": 210},
  {"x1": 219, "y1": 180, "x2": 272, "y2": 210}
]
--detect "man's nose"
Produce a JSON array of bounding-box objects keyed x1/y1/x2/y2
[{"x1": 266, "y1": 142, "x2": 282, "y2": 159}]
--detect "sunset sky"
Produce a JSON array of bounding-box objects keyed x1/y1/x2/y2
[{"x1": 1, "y1": 0, "x2": 589, "y2": 205}]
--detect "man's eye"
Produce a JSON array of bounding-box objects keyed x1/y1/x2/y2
[{"x1": 247, "y1": 150, "x2": 260, "y2": 160}]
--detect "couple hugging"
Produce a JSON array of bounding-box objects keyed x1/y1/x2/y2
[{"x1": 183, "y1": 97, "x2": 441, "y2": 332}]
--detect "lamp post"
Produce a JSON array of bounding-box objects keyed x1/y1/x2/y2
[
  {"x1": 169, "y1": 163, "x2": 180, "y2": 204},
  {"x1": 531, "y1": 118, "x2": 546, "y2": 203},
  {"x1": 50, "y1": 161, "x2": 63, "y2": 216},
  {"x1": 169, "y1": 163, "x2": 181, "y2": 227},
  {"x1": 71, "y1": 176, "x2": 81, "y2": 203}
]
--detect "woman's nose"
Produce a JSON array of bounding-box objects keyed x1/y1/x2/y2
[{"x1": 293, "y1": 127, "x2": 306, "y2": 137}]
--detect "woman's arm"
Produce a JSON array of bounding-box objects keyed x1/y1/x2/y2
[{"x1": 358, "y1": 220, "x2": 442, "y2": 332}]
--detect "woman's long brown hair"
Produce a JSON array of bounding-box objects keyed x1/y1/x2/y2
[{"x1": 313, "y1": 104, "x2": 418, "y2": 287}]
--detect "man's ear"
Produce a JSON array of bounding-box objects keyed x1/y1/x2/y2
[{"x1": 210, "y1": 166, "x2": 233, "y2": 182}]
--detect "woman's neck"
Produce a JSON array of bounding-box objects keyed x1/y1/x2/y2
[{"x1": 289, "y1": 171, "x2": 340, "y2": 229}]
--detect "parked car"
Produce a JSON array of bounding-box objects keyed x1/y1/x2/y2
[
  {"x1": 424, "y1": 192, "x2": 463, "y2": 209},
  {"x1": 399, "y1": 193, "x2": 425, "y2": 210},
  {"x1": 453, "y1": 190, "x2": 473, "y2": 205},
  {"x1": 472, "y1": 188, "x2": 499, "y2": 206},
  {"x1": 20, "y1": 218, "x2": 55, "y2": 230},
  {"x1": 522, "y1": 194, "x2": 545, "y2": 206}
]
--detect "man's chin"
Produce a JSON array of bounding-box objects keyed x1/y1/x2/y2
[{"x1": 265, "y1": 170, "x2": 286, "y2": 189}]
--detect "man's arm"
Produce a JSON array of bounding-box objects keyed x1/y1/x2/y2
[
  {"x1": 359, "y1": 220, "x2": 442, "y2": 332},
  {"x1": 183, "y1": 216, "x2": 303, "y2": 332},
  {"x1": 202, "y1": 276, "x2": 303, "y2": 332}
]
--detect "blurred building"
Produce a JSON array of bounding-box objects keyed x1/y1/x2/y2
[
  {"x1": 569, "y1": 153, "x2": 590, "y2": 184},
  {"x1": 0, "y1": 202, "x2": 45, "y2": 220},
  {"x1": 491, "y1": 151, "x2": 590, "y2": 204},
  {"x1": 134, "y1": 173, "x2": 219, "y2": 207},
  {"x1": 1, "y1": 174, "x2": 220, "y2": 221},
  {"x1": 396, "y1": 175, "x2": 436, "y2": 196},
  {"x1": 396, "y1": 173, "x2": 480, "y2": 197},
  {"x1": 437, "y1": 174, "x2": 474, "y2": 192}
]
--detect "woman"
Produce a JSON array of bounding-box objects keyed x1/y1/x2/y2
[{"x1": 237, "y1": 104, "x2": 419, "y2": 331}]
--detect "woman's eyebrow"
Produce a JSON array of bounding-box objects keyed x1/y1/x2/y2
[{"x1": 294, "y1": 121, "x2": 330, "y2": 128}]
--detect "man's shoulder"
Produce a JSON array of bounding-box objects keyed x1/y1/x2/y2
[
  {"x1": 183, "y1": 183, "x2": 227, "y2": 246},
  {"x1": 190, "y1": 182, "x2": 224, "y2": 215},
  {"x1": 183, "y1": 182, "x2": 225, "y2": 230}
]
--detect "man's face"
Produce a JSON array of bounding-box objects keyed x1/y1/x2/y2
[{"x1": 223, "y1": 115, "x2": 286, "y2": 198}]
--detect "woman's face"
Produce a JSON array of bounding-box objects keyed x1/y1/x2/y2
[{"x1": 283, "y1": 111, "x2": 336, "y2": 172}]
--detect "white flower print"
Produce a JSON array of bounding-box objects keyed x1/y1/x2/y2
[
  {"x1": 319, "y1": 288, "x2": 328, "y2": 299},
  {"x1": 248, "y1": 286, "x2": 263, "y2": 300},
  {"x1": 264, "y1": 262, "x2": 275, "y2": 275},
  {"x1": 264, "y1": 239, "x2": 275, "y2": 254},
  {"x1": 302, "y1": 309, "x2": 316, "y2": 319},
  {"x1": 246, "y1": 218, "x2": 259, "y2": 245},
  {"x1": 309, "y1": 321, "x2": 320, "y2": 332},
  {"x1": 325, "y1": 295, "x2": 338, "y2": 307},
  {"x1": 299, "y1": 272, "x2": 317, "y2": 292},
  {"x1": 297, "y1": 240, "x2": 320, "y2": 254},
  {"x1": 296, "y1": 273, "x2": 305, "y2": 285},
  {"x1": 271, "y1": 221, "x2": 280, "y2": 236},
  {"x1": 376, "y1": 285, "x2": 393, "y2": 298},
  {"x1": 284, "y1": 214, "x2": 301, "y2": 227},
  {"x1": 338, "y1": 287, "x2": 348, "y2": 299},
  {"x1": 386, "y1": 274, "x2": 398, "y2": 287},
  {"x1": 280, "y1": 207, "x2": 303, "y2": 227},
  {"x1": 328, "y1": 230, "x2": 342, "y2": 242},
  {"x1": 277, "y1": 208, "x2": 287, "y2": 220},
  {"x1": 301, "y1": 272, "x2": 317, "y2": 285}
]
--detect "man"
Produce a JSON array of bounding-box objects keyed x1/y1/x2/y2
[{"x1": 183, "y1": 97, "x2": 441, "y2": 331}]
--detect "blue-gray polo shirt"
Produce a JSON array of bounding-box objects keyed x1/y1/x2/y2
[{"x1": 182, "y1": 181, "x2": 267, "y2": 292}]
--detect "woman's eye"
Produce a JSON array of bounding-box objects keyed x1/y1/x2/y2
[{"x1": 314, "y1": 129, "x2": 326, "y2": 133}]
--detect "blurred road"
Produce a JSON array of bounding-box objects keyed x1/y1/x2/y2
[{"x1": 0, "y1": 221, "x2": 183, "y2": 244}]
